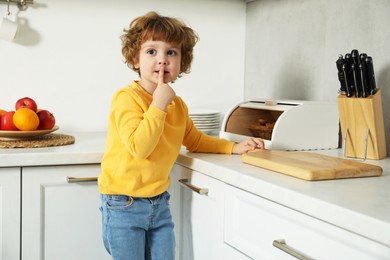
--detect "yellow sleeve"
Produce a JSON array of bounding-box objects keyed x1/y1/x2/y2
[
  {"x1": 182, "y1": 110, "x2": 234, "y2": 154},
  {"x1": 111, "y1": 91, "x2": 166, "y2": 160}
]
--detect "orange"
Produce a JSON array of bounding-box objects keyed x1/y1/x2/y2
[{"x1": 13, "y1": 108, "x2": 40, "y2": 131}]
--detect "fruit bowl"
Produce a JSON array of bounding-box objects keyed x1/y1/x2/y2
[{"x1": 0, "y1": 125, "x2": 59, "y2": 140}]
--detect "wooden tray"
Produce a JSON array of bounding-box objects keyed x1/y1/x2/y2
[
  {"x1": 0, "y1": 126, "x2": 59, "y2": 140},
  {"x1": 242, "y1": 149, "x2": 383, "y2": 181},
  {"x1": 0, "y1": 133, "x2": 75, "y2": 148}
]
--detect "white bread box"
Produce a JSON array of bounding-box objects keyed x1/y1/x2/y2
[{"x1": 219, "y1": 100, "x2": 340, "y2": 151}]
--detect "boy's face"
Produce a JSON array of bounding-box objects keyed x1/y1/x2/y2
[{"x1": 135, "y1": 40, "x2": 181, "y2": 88}]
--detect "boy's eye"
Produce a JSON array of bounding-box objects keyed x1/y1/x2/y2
[
  {"x1": 147, "y1": 49, "x2": 157, "y2": 55},
  {"x1": 167, "y1": 50, "x2": 177, "y2": 56}
]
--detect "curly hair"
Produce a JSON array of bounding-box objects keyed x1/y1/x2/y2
[{"x1": 121, "y1": 11, "x2": 199, "y2": 76}]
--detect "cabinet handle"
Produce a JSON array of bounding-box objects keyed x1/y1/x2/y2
[
  {"x1": 66, "y1": 176, "x2": 98, "y2": 183},
  {"x1": 178, "y1": 179, "x2": 208, "y2": 195},
  {"x1": 273, "y1": 239, "x2": 315, "y2": 260}
]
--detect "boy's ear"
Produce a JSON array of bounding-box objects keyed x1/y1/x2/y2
[{"x1": 132, "y1": 57, "x2": 139, "y2": 69}]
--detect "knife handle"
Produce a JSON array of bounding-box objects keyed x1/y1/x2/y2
[
  {"x1": 359, "y1": 53, "x2": 368, "y2": 62},
  {"x1": 359, "y1": 63, "x2": 369, "y2": 98},
  {"x1": 345, "y1": 53, "x2": 353, "y2": 63},
  {"x1": 351, "y1": 49, "x2": 360, "y2": 65},
  {"x1": 366, "y1": 56, "x2": 377, "y2": 95},
  {"x1": 344, "y1": 54, "x2": 355, "y2": 97},
  {"x1": 351, "y1": 63, "x2": 362, "y2": 97},
  {"x1": 342, "y1": 63, "x2": 353, "y2": 97},
  {"x1": 336, "y1": 55, "x2": 347, "y2": 93},
  {"x1": 360, "y1": 53, "x2": 370, "y2": 97}
]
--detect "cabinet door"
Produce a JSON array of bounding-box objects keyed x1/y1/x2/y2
[
  {"x1": 224, "y1": 184, "x2": 390, "y2": 260},
  {"x1": 0, "y1": 168, "x2": 20, "y2": 260},
  {"x1": 174, "y1": 164, "x2": 225, "y2": 260},
  {"x1": 21, "y1": 165, "x2": 110, "y2": 260},
  {"x1": 168, "y1": 163, "x2": 191, "y2": 259}
]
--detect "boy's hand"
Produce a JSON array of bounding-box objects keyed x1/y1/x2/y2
[
  {"x1": 232, "y1": 138, "x2": 265, "y2": 154},
  {"x1": 151, "y1": 65, "x2": 176, "y2": 111}
]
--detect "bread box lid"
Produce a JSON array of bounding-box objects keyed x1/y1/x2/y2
[{"x1": 219, "y1": 100, "x2": 339, "y2": 151}]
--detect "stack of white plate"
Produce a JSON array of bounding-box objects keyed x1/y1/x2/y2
[{"x1": 189, "y1": 109, "x2": 221, "y2": 135}]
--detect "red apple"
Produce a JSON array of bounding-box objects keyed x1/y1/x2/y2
[
  {"x1": 37, "y1": 110, "x2": 56, "y2": 130},
  {"x1": 15, "y1": 97, "x2": 38, "y2": 112},
  {"x1": 0, "y1": 111, "x2": 18, "y2": 131}
]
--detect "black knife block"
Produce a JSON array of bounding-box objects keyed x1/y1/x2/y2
[{"x1": 337, "y1": 89, "x2": 387, "y2": 160}]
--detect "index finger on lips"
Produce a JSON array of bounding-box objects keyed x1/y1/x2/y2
[{"x1": 158, "y1": 65, "x2": 165, "y2": 85}]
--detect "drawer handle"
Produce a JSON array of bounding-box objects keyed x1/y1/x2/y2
[
  {"x1": 273, "y1": 239, "x2": 315, "y2": 260},
  {"x1": 178, "y1": 179, "x2": 208, "y2": 195},
  {"x1": 66, "y1": 176, "x2": 98, "y2": 183}
]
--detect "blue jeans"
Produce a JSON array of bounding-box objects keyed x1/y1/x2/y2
[{"x1": 100, "y1": 191, "x2": 175, "y2": 260}]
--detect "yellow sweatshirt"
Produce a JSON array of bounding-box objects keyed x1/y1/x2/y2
[{"x1": 98, "y1": 81, "x2": 234, "y2": 198}]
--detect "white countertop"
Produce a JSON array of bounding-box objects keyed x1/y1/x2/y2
[
  {"x1": 0, "y1": 132, "x2": 106, "y2": 167},
  {"x1": 1, "y1": 132, "x2": 389, "y2": 247}
]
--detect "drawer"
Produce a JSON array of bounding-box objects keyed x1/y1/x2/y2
[
  {"x1": 222, "y1": 242, "x2": 251, "y2": 260},
  {"x1": 224, "y1": 184, "x2": 390, "y2": 260}
]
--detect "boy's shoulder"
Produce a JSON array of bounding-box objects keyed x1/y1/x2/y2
[
  {"x1": 113, "y1": 81, "x2": 142, "y2": 97},
  {"x1": 172, "y1": 95, "x2": 189, "y2": 114}
]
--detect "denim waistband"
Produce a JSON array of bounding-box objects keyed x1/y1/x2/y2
[{"x1": 101, "y1": 191, "x2": 168, "y2": 202}]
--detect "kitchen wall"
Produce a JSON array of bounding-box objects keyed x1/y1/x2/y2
[
  {"x1": 245, "y1": 0, "x2": 390, "y2": 155},
  {"x1": 0, "y1": 0, "x2": 246, "y2": 132}
]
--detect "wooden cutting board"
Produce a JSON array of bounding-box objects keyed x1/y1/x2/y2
[{"x1": 241, "y1": 149, "x2": 383, "y2": 181}]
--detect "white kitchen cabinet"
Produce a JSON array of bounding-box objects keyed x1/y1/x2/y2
[
  {"x1": 224, "y1": 184, "x2": 390, "y2": 260},
  {"x1": 21, "y1": 164, "x2": 110, "y2": 260},
  {"x1": 0, "y1": 168, "x2": 20, "y2": 260},
  {"x1": 171, "y1": 163, "x2": 225, "y2": 260},
  {"x1": 222, "y1": 243, "x2": 251, "y2": 260},
  {"x1": 168, "y1": 163, "x2": 189, "y2": 259}
]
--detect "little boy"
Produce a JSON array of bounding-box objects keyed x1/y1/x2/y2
[{"x1": 98, "y1": 11, "x2": 263, "y2": 260}]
